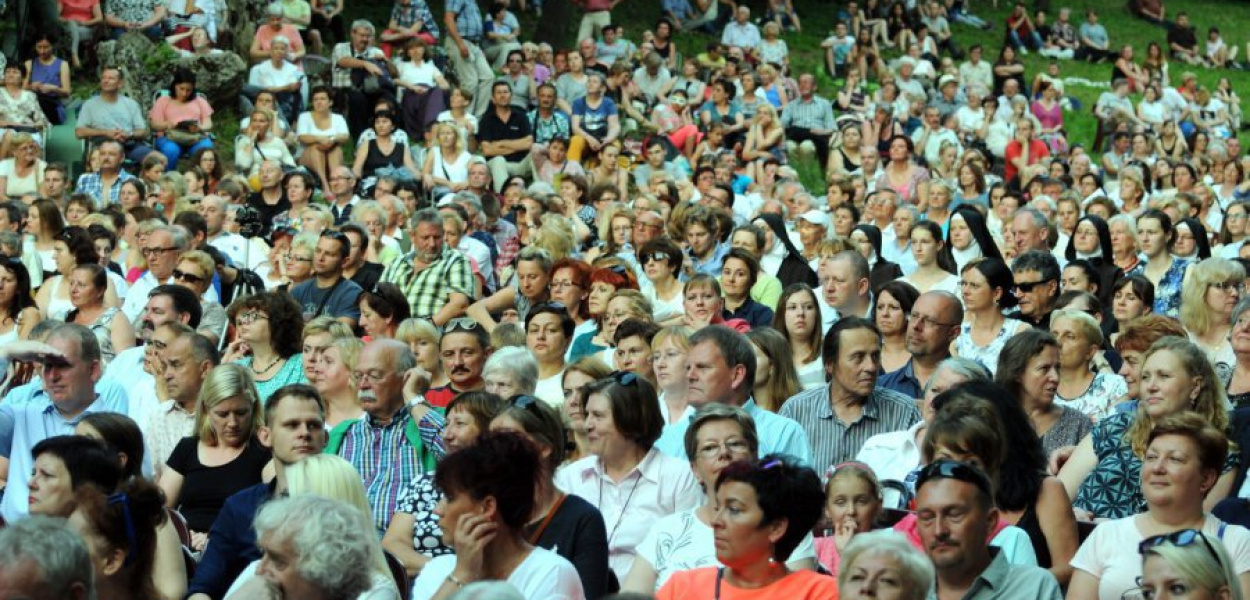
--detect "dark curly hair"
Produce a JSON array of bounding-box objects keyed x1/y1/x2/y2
[
  {"x1": 434, "y1": 431, "x2": 540, "y2": 530},
  {"x1": 228, "y1": 291, "x2": 305, "y2": 357},
  {"x1": 716, "y1": 454, "x2": 825, "y2": 562}
]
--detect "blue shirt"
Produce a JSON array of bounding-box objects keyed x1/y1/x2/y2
[
  {"x1": 186, "y1": 482, "x2": 273, "y2": 600},
  {"x1": 445, "y1": 0, "x2": 484, "y2": 42},
  {"x1": 723, "y1": 298, "x2": 774, "y2": 330},
  {"x1": 655, "y1": 399, "x2": 812, "y2": 466},
  {"x1": 878, "y1": 359, "x2": 923, "y2": 399},
  {"x1": 688, "y1": 242, "x2": 731, "y2": 277},
  {"x1": 0, "y1": 389, "x2": 130, "y2": 523},
  {"x1": 572, "y1": 95, "x2": 618, "y2": 140}
]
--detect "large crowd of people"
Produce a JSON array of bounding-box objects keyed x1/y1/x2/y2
[{"x1": 7, "y1": 0, "x2": 1250, "y2": 598}]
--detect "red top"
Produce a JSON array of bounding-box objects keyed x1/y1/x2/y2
[{"x1": 61, "y1": 0, "x2": 97, "y2": 23}]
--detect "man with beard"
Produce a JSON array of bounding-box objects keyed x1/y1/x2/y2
[
  {"x1": 74, "y1": 139, "x2": 137, "y2": 206},
  {"x1": 340, "y1": 222, "x2": 383, "y2": 292},
  {"x1": 104, "y1": 285, "x2": 202, "y2": 429},
  {"x1": 779, "y1": 317, "x2": 920, "y2": 471},
  {"x1": 147, "y1": 329, "x2": 219, "y2": 472},
  {"x1": 916, "y1": 460, "x2": 1062, "y2": 599},
  {"x1": 187, "y1": 384, "x2": 330, "y2": 600},
  {"x1": 878, "y1": 291, "x2": 962, "y2": 399},
  {"x1": 420, "y1": 318, "x2": 491, "y2": 408},
  {"x1": 328, "y1": 340, "x2": 443, "y2": 535},
  {"x1": 289, "y1": 230, "x2": 362, "y2": 326},
  {"x1": 380, "y1": 208, "x2": 473, "y2": 324}
]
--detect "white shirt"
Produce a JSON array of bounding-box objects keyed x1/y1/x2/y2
[
  {"x1": 720, "y1": 21, "x2": 761, "y2": 48},
  {"x1": 247, "y1": 60, "x2": 303, "y2": 90},
  {"x1": 122, "y1": 271, "x2": 219, "y2": 325},
  {"x1": 103, "y1": 345, "x2": 161, "y2": 430},
  {"x1": 856, "y1": 420, "x2": 924, "y2": 505},
  {"x1": 413, "y1": 547, "x2": 584, "y2": 600},
  {"x1": 534, "y1": 371, "x2": 565, "y2": 409},
  {"x1": 553, "y1": 448, "x2": 701, "y2": 581}
]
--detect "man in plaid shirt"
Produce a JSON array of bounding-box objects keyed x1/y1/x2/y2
[{"x1": 381, "y1": 207, "x2": 473, "y2": 326}]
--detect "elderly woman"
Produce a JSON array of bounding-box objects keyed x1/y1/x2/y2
[
  {"x1": 1060, "y1": 337, "x2": 1237, "y2": 521},
  {"x1": 1182, "y1": 258, "x2": 1245, "y2": 373},
  {"x1": 223, "y1": 291, "x2": 308, "y2": 401},
  {"x1": 655, "y1": 454, "x2": 833, "y2": 599},
  {"x1": 159, "y1": 364, "x2": 270, "y2": 550},
  {"x1": 0, "y1": 133, "x2": 46, "y2": 200},
  {"x1": 996, "y1": 328, "x2": 1094, "y2": 458},
  {"x1": 482, "y1": 346, "x2": 538, "y2": 400},
  {"x1": 839, "y1": 530, "x2": 934, "y2": 600},
  {"x1": 150, "y1": 68, "x2": 214, "y2": 169},
  {"x1": 1107, "y1": 214, "x2": 1141, "y2": 273},
  {"x1": 525, "y1": 302, "x2": 573, "y2": 406},
  {"x1": 252, "y1": 495, "x2": 380, "y2": 600},
  {"x1": 235, "y1": 108, "x2": 296, "y2": 174},
  {"x1": 358, "y1": 282, "x2": 410, "y2": 340},
  {"x1": 1048, "y1": 309, "x2": 1128, "y2": 420},
  {"x1": 625, "y1": 404, "x2": 818, "y2": 595},
  {"x1": 490, "y1": 396, "x2": 612, "y2": 598},
  {"x1": 555, "y1": 372, "x2": 701, "y2": 582},
  {"x1": 313, "y1": 337, "x2": 365, "y2": 429},
  {"x1": 411, "y1": 432, "x2": 585, "y2": 599},
  {"x1": 1069, "y1": 412, "x2": 1250, "y2": 600},
  {"x1": 876, "y1": 280, "x2": 920, "y2": 374},
  {"x1": 383, "y1": 392, "x2": 506, "y2": 578},
  {"x1": 65, "y1": 264, "x2": 133, "y2": 366}
]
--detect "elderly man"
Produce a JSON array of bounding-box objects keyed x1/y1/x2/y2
[
  {"x1": 0, "y1": 517, "x2": 94, "y2": 600},
  {"x1": 149, "y1": 330, "x2": 219, "y2": 470},
  {"x1": 912, "y1": 104, "x2": 963, "y2": 166},
  {"x1": 633, "y1": 210, "x2": 666, "y2": 246},
  {"x1": 879, "y1": 291, "x2": 962, "y2": 399},
  {"x1": 1012, "y1": 207, "x2": 1066, "y2": 267},
  {"x1": 253, "y1": 495, "x2": 378, "y2": 600},
  {"x1": 480, "y1": 82, "x2": 535, "y2": 192},
  {"x1": 326, "y1": 166, "x2": 361, "y2": 225},
  {"x1": 528, "y1": 82, "x2": 571, "y2": 145},
  {"x1": 187, "y1": 384, "x2": 329, "y2": 600},
  {"x1": 290, "y1": 230, "x2": 362, "y2": 325},
  {"x1": 654, "y1": 325, "x2": 810, "y2": 462},
  {"x1": 381, "y1": 208, "x2": 473, "y2": 324},
  {"x1": 1008, "y1": 250, "x2": 1061, "y2": 329},
  {"x1": 331, "y1": 20, "x2": 392, "y2": 138},
  {"x1": 330, "y1": 340, "x2": 443, "y2": 534},
  {"x1": 0, "y1": 324, "x2": 128, "y2": 522},
  {"x1": 74, "y1": 139, "x2": 137, "y2": 206},
  {"x1": 779, "y1": 317, "x2": 921, "y2": 472},
  {"x1": 422, "y1": 318, "x2": 492, "y2": 407},
  {"x1": 246, "y1": 35, "x2": 304, "y2": 122},
  {"x1": 720, "y1": 5, "x2": 761, "y2": 56},
  {"x1": 75, "y1": 67, "x2": 152, "y2": 164},
  {"x1": 781, "y1": 73, "x2": 836, "y2": 166},
  {"x1": 916, "y1": 460, "x2": 1062, "y2": 599},
  {"x1": 122, "y1": 225, "x2": 190, "y2": 324},
  {"x1": 819, "y1": 251, "x2": 873, "y2": 326}
]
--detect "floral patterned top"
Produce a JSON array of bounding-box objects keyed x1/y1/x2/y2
[
  {"x1": 954, "y1": 318, "x2": 1027, "y2": 376},
  {"x1": 1127, "y1": 256, "x2": 1192, "y2": 318},
  {"x1": 1057, "y1": 371, "x2": 1129, "y2": 422},
  {"x1": 1074, "y1": 411, "x2": 1239, "y2": 519},
  {"x1": 394, "y1": 473, "x2": 454, "y2": 559},
  {"x1": 0, "y1": 87, "x2": 48, "y2": 131}
]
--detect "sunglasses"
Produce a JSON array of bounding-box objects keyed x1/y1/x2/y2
[
  {"x1": 173, "y1": 269, "x2": 206, "y2": 285},
  {"x1": 1013, "y1": 278, "x2": 1054, "y2": 293},
  {"x1": 445, "y1": 317, "x2": 481, "y2": 334},
  {"x1": 1138, "y1": 529, "x2": 1223, "y2": 567},
  {"x1": 915, "y1": 459, "x2": 993, "y2": 498}
]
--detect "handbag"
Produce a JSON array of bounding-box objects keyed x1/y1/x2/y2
[{"x1": 165, "y1": 128, "x2": 206, "y2": 146}]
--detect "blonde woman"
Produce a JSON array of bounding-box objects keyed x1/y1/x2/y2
[
  {"x1": 397, "y1": 317, "x2": 449, "y2": 389},
  {"x1": 421, "y1": 122, "x2": 470, "y2": 195},
  {"x1": 234, "y1": 108, "x2": 295, "y2": 174},
  {"x1": 159, "y1": 364, "x2": 271, "y2": 551},
  {"x1": 651, "y1": 326, "x2": 693, "y2": 424},
  {"x1": 1180, "y1": 258, "x2": 1245, "y2": 372},
  {"x1": 224, "y1": 453, "x2": 400, "y2": 600},
  {"x1": 352, "y1": 200, "x2": 401, "y2": 266},
  {"x1": 585, "y1": 204, "x2": 634, "y2": 264},
  {"x1": 747, "y1": 327, "x2": 802, "y2": 412},
  {"x1": 742, "y1": 103, "x2": 785, "y2": 182},
  {"x1": 315, "y1": 337, "x2": 366, "y2": 430}
]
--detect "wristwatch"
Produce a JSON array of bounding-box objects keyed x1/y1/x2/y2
[{"x1": 406, "y1": 394, "x2": 427, "y2": 408}]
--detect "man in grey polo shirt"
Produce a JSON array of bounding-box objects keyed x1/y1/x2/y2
[{"x1": 779, "y1": 316, "x2": 919, "y2": 472}]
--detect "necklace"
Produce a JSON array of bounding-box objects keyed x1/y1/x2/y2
[
  {"x1": 252, "y1": 355, "x2": 281, "y2": 375},
  {"x1": 599, "y1": 467, "x2": 643, "y2": 546}
]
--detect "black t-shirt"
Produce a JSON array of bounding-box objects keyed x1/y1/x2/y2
[
  {"x1": 524, "y1": 493, "x2": 613, "y2": 598},
  {"x1": 351, "y1": 262, "x2": 385, "y2": 294},
  {"x1": 166, "y1": 436, "x2": 272, "y2": 532},
  {"x1": 1168, "y1": 26, "x2": 1197, "y2": 52},
  {"x1": 478, "y1": 107, "x2": 533, "y2": 162},
  {"x1": 246, "y1": 191, "x2": 291, "y2": 238}
]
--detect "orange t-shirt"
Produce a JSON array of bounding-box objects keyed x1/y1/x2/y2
[{"x1": 657, "y1": 567, "x2": 839, "y2": 600}]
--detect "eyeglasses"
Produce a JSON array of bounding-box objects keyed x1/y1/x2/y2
[
  {"x1": 351, "y1": 369, "x2": 390, "y2": 385},
  {"x1": 173, "y1": 269, "x2": 206, "y2": 285},
  {"x1": 237, "y1": 311, "x2": 268, "y2": 325},
  {"x1": 1211, "y1": 281, "x2": 1243, "y2": 293},
  {"x1": 285, "y1": 254, "x2": 312, "y2": 263},
  {"x1": 1013, "y1": 279, "x2": 1054, "y2": 293},
  {"x1": 141, "y1": 246, "x2": 177, "y2": 258},
  {"x1": 445, "y1": 317, "x2": 481, "y2": 334},
  {"x1": 107, "y1": 492, "x2": 138, "y2": 567},
  {"x1": 696, "y1": 438, "x2": 752, "y2": 459},
  {"x1": 915, "y1": 459, "x2": 993, "y2": 498},
  {"x1": 1138, "y1": 529, "x2": 1224, "y2": 567},
  {"x1": 908, "y1": 311, "x2": 958, "y2": 329}
]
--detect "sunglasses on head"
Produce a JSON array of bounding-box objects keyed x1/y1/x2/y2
[
  {"x1": 445, "y1": 317, "x2": 481, "y2": 335},
  {"x1": 915, "y1": 459, "x2": 993, "y2": 498},
  {"x1": 611, "y1": 370, "x2": 638, "y2": 386},
  {"x1": 510, "y1": 394, "x2": 542, "y2": 412},
  {"x1": 1138, "y1": 529, "x2": 1224, "y2": 567}
]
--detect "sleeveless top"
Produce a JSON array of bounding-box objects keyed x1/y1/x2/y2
[
  {"x1": 29, "y1": 58, "x2": 65, "y2": 122},
  {"x1": 46, "y1": 277, "x2": 74, "y2": 321},
  {"x1": 1015, "y1": 502, "x2": 1050, "y2": 568},
  {"x1": 69, "y1": 306, "x2": 121, "y2": 365},
  {"x1": 361, "y1": 139, "x2": 407, "y2": 176},
  {"x1": 954, "y1": 318, "x2": 1025, "y2": 376}
]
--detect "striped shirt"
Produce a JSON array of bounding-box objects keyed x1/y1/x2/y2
[
  {"x1": 780, "y1": 94, "x2": 836, "y2": 132},
  {"x1": 381, "y1": 248, "x2": 474, "y2": 320},
  {"x1": 337, "y1": 409, "x2": 427, "y2": 534},
  {"x1": 778, "y1": 385, "x2": 921, "y2": 474}
]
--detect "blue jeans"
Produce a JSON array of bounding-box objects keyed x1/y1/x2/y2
[
  {"x1": 154, "y1": 135, "x2": 213, "y2": 170},
  {"x1": 1009, "y1": 29, "x2": 1043, "y2": 51}
]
